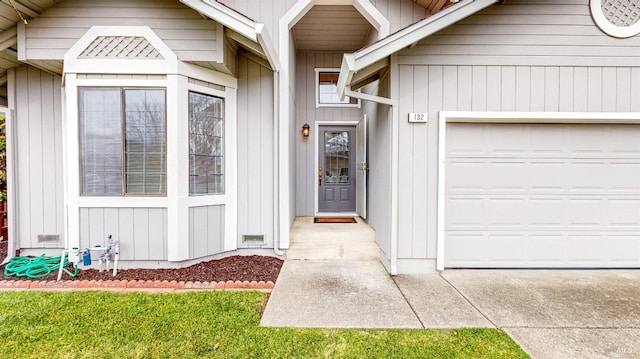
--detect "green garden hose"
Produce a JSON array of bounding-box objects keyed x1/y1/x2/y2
[{"x1": 3, "y1": 254, "x2": 78, "y2": 279}]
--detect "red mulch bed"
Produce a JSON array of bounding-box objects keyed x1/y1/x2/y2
[{"x1": 0, "y1": 240, "x2": 283, "y2": 282}]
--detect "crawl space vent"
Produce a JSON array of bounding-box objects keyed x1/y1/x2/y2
[
  {"x1": 37, "y1": 234, "x2": 61, "y2": 244},
  {"x1": 242, "y1": 235, "x2": 265, "y2": 246}
]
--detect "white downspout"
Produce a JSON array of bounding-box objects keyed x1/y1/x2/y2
[{"x1": 273, "y1": 70, "x2": 284, "y2": 257}]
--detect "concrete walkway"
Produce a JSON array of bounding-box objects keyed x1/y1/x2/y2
[{"x1": 262, "y1": 260, "x2": 640, "y2": 359}]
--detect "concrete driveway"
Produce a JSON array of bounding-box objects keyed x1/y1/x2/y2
[
  {"x1": 427, "y1": 270, "x2": 640, "y2": 359},
  {"x1": 263, "y1": 261, "x2": 640, "y2": 358}
]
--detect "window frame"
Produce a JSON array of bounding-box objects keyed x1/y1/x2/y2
[
  {"x1": 78, "y1": 86, "x2": 168, "y2": 197},
  {"x1": 315, "y1": 68, "x2": 360, "y2": 108},
  {"x1": 188, "y1": 90, "x2": 225, "y2": 196}
]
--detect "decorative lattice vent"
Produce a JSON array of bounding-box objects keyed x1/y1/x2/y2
[
  {"x1": 79, "y1": 36, "x2": 164, "y2": 59},
  {"x1": 602, "y1": 0, "x2": 640, "y2": 27}
]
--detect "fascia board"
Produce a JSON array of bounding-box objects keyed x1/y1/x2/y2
[
  {"x1": 354, "y1": 0, "x2": 498, "y2": 71},
  {"x1": 180, "y1": 0, "x2": 257, "y2": 42},
  {"x1": 255, "y1": 23, "x2": 281, "y2": 72}
]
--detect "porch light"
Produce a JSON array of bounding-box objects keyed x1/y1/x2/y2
[{"x1": 302, "y1": 123, "x2": 310, "y2": 138}]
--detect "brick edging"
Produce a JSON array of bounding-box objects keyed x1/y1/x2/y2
[{"x1": 0, "y1": 279, "x2": 274, "y2": 293}]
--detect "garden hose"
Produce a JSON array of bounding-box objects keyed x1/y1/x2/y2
[{"x1": 3, "y1": 254, "x2": 78, "y2": 279}]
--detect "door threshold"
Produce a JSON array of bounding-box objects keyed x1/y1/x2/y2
[{"x1": 315, "y1": 212, "x2": 359, "y2": 218}]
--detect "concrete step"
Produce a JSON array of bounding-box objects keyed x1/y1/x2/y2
[
  {"x1": 286, "y1": 242, "x2": 380, "y2": 261},
  {"x1": 286, "y1": 217, "x2": 379, "y2": 261}
]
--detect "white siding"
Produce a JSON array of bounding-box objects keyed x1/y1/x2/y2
[
  {"x1": 23, "y1": 0, "x2": 220, "y2": 62},
  {"x1": 79, "y1": 207, "x2": 168, "y2": 261},
  {"x1": 188, "y1": 205, "x2": 224, "y2": 259},
  {"x1": 236, "y1": 55, "x2": 275, "y2": 248},
  {"x1": 295, "y1": 52, "x2": 361, "y2": 216},
  {"x1": 12, "y1": 65, "x2": 64, "y2": 250}
]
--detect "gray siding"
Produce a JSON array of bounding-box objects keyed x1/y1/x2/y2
[
  {"x1": 217, "y1": 0, "x2": 429, "y2": 49},
  {"x1": 362, "y1": 74, "x2": 392, "y2": 260},
  {"x1": 394, "y1": 0, "x2": 640, "y2": 261},
  {"x1": 188, "y1": 205, "x2": 224, "y2": 259},
  {"x1": 401, "y1": 0, "x2": 640, "y2": 67},
  {"x1": 23, "y1": 0, "x2": 220, "y2": 62},
  {"x1": 79, "y1": 207, "x2": 168, "y2": 261},
  {"x1": 236, "y1": 55, "x2": 275, "y2": 248},
  {"x1": 295, "y1": 52, "x2": 361, "y2": 216},
  {"x1": 12, "y1": 65, "x2": 64, "y2": 249}
]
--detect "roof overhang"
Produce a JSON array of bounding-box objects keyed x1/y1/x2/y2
[
  {"x1": 337, "y1": 0, "x2": 498, "y2": 98},
  {"x1": 179, "y1": 0, "x2": 280, "y2": 71}
]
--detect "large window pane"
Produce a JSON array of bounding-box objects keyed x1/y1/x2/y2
[
  {"x1": 79, "y1": 87, "x2": 166, "y2": 196},
  {"x1": 124, "y1": 89, "x2": 166, "y2": 194},
  {"x1": 79, "y1": 88, "x2": 122, "y2": 196},
  {"x1": 189, "y1": 91, "x2": 224, "y2": 195},
  {"x1": 317, "y1": 71, "x2": 357, "y2": 105}
]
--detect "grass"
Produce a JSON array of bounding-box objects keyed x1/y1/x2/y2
[{"x1": 0, "y1": 291, "x2": 529, "y2": 358}]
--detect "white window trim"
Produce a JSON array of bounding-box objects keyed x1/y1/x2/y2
[
  {"x1": 590, "y1": 0, "x2": 640, "y2": 38},
  {"x1": 436, "y1": 111, "x2": 640, "y2": 271},
  {"x1": 315, "y1": 68, "x2": 360, "y2": 108},
  {"x1": 63, "y1": 26, "x2": 238, "y2": 262}
]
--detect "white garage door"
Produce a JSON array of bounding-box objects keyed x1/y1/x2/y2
[{"x1": 445, "y1": 123, "x2": 640, "y2": 268}]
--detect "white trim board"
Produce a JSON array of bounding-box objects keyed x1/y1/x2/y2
[
  {"x1": 278, "y1": 0, "x2": 390, "y2": 250},
  {"x1": 436, "y1": 111, "x2": 640, "y2": 271},
  {"x1": 337, "y1": 0, "x2": 498, "y2": 99}
]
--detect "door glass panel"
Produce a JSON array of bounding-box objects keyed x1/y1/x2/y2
[{"x1": 324, "y1": 131, "x2": 350, "y2": 184}]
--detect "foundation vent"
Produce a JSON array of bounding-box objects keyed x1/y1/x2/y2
[
  {"x1": 37, "y1": 234, "x2": 61, "y2": 244},
  {"x1": 242, "y1": 235, "x2": 265, "y2": 246}
]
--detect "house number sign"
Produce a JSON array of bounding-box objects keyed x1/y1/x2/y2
[{"x1": 408, "y1": 113, "x2": 428, "y2": 123}]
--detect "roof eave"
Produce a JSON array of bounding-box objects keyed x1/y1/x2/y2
[
  {"x1": 180, "y1": 0, "x2": 280, "y2": 71},
  {"x1": 337, "y1": 0, "x2": 499, "y2": 98}
]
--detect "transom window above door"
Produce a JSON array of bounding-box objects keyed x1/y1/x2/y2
[{"x1": 315, "y1": 68, "x2": 358, "y2": 107}]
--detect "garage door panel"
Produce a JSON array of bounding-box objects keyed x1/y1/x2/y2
[{"x1": 445, "y1": 123, "x2": 640, "y2": 268}]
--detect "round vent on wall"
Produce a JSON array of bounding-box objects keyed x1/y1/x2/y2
[{"x1": 591, "y1": 0, "x2": 640, "y2": 38}]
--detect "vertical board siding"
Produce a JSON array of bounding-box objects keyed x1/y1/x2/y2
[
  {"x1": 217, "y1": 0, "x2": 428, "y2": 50},
  {"x1": 295, "y1": 52, "x2": 361, "y2": 216},
  {"x1": 188, "y1": 205, "x2": 224, "y2": 259},
  {"x1": 362, "y1": 74, "x2": 392, "y2": 258},
  {"x1": 394, "y1": 0, "x2": 640, "y2": 261},
  {"x1": 400, "y1": 0, "x2": 640, "y2": 67},
  {"x1": 14, "y1": 65, "x2": 64, "y2": 249},
  {"x1": 236, "y1": 55, "x2": 275, "y2": 247},
  {"x1": 24, "y1": 0, "x2": 219, "y2": 62},
  {"x1": 79, "y1": 207, "x2": 168, "y2": 261},
  {"x1": 398, "y1": 63, "x2": 640, "y2": 260}
]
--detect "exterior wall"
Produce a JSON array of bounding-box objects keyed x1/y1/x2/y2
[
  {"x1": 394, "y1": 0, "x2": 640, "y2": 268},
  {"x1": 21, "y1": 0, "x2": 220, "y2": 62},
  {"x1": 80, "y1": 207, "x2": 168, "y2": 261},
  {"x1": 236, "y1": 54, "x2": 275, "y2": 248},
  {"x1": 189, "y1": 205, "x2": 224, "y2": 259},
  {"x1": 217, "y1": 0, "x2": 428, "y2": 50},
  {"x1": 362, "y1": 74, "x2": 392, "y2": 267},
  {"x1": 295, "y1": 52, "x2": 362, "y2": 216},
  {"x1": 11, "y1": 65, "x2": 64, "y2": 250}
]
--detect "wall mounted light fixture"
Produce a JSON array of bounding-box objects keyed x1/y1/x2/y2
[{"x1": 302, "y1": 123, "x2": 310, "y2": 139}]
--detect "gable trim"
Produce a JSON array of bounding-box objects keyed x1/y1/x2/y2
[
  {"x1": 337, "y1": 0, "x2": 498, "y2": 98},
  {"x1": 180, "y1": 0, "x2": 280, "y2": 71}
]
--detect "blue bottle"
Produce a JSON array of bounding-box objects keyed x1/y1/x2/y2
[{"x1": 82, "y1": 249, "x2": 92, "y2": 266}]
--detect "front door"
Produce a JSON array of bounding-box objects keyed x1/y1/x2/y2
[{"x1": 318, "y1": 126, "x2": 356, "y2": 212}]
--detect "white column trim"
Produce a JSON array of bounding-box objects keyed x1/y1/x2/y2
[{"x1": 64, "y1": 74, "x2": 80, "y2": 251}]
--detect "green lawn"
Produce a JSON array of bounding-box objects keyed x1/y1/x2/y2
[{"x1": 0, "y1": 291, "x2": 529, "y2": 358}]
